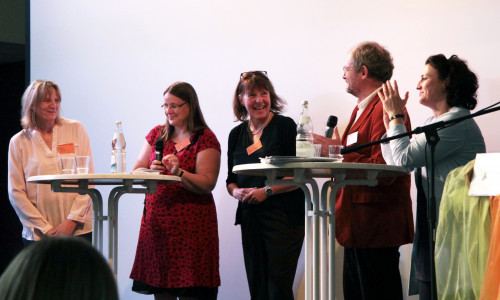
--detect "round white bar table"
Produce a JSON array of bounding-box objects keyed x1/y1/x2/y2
[
  {"x1": 233, "y1": 161, "x2": 408, "y2": 300},
  {"x1": 27, "y1": 173, "x2": 180, "y2": 276}
]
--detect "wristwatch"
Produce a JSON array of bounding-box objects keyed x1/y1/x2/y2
[{"x1": 265, "y1": 186, "x2": 273, "y2": 197}]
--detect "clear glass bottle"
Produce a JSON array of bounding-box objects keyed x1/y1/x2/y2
[
  {"x1": 111, "y1": 120, "x2": 126, "y2": 173},
  {"x1": 296, "y1": 100, "x2": 314, "y2": 157}
]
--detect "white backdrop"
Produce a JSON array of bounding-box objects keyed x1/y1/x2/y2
[{"x1": 30, "y1": 1, "x2": 500, "y2": 299}]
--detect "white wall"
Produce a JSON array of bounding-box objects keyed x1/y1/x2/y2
[{"x1": 30, "y1": 1, "x2": 500, "y2": 299}]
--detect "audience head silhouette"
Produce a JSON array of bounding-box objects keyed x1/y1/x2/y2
[{"x1": 0, "y1": 236, "x2": 119, "y2": 300}]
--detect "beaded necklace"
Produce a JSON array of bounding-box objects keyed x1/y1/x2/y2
[{"x1": 249, "y1": 112, "x2": 273, "y2": 135}]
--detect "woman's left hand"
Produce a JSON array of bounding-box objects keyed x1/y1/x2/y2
[
  {"x1": 378, "y1": 80, "x2": 409, "y2": 129},
  {"x1": 241, "y1": 187, "x2": 267, "y2": 205},
  {"x1": 162, "y1": 154, "x2": 180, "y2": 176},
  {"x1": 150, "y1": 159, "x2": 165, "y2": 172},
  {"x1": 379, "y1": 80, "x2": 408, "y2": 116},
  {"x1": 48, "y1": 219, "x2": 77, "y2": 236}
]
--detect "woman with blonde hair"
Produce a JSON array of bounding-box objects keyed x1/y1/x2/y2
[{"x1": 8, "y1": 80, "x2": 94, "y2": 245}]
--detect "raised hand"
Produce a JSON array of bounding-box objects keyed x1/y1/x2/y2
[
  {"x1": 378, "y1": 80, "x2": 409, "y2": 117},
  {"x1": 378, "y1": 80, "x2": 409, "y2": 129}
]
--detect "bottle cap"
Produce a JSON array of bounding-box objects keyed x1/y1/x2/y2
[
  {"x1": 116, "y1": 120, "x2": 122, "y2": 124},
  {"x1": 302, "y1": 100, "x2": 309, "y2": 106}
]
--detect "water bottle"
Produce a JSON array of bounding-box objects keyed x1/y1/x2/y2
[
  {"x1": 111, "y1": 120, "x2": 126, "y2": 173},
  {"x1": 296, "y1": 100, "x2": 314, "y2": 157}
]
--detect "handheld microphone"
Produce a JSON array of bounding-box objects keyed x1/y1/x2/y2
[
  {"x1": 325, "y1": 115, "x2": 338, "y2": 138},
  {"x1": 154, "y1": 139, "x2": 164, "y2": 162}
]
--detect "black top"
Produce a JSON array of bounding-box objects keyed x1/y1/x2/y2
[{"x1": 226, "y1": 114, "x2": 305, "y2": 225}]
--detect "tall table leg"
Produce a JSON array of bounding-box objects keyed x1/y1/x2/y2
[
  {"x1": 108, "y1": 186, "x2": 125, "y2": 276},
  {"x1": 323, "y1": 176, "x2": 345, "y2": 300},
  {"x1": 107, "y1": 180, "x2": 159, "y2": 277},
  {"x1": 267, "y1": 176, "x2": 317, "y2": 300},
  {"x1": 324, "y1": 175, "x2": 378, "y2": 300},
  {"x1": 88, "y1": 189, "x2": 104, "y2": 251},
  {"x1": 51, "y1": 180, "x2": 105, "y2": 251},
  {"x1": 320, "y1": 183, "x2": 330, "y2": 300},
  {"x1": 303, "y1": 185, "x2": 313, "y2": 300},
  {"x1": 310, "y1": 183, "x2": 320, "y2": 300}
]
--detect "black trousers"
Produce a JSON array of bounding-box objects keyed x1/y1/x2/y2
[
  {"x1": 343, "y1": 246, "x2": 403, "y2": 300},
  {"x1": 240, "y1": 206, "x2": 304, "y2": 300},
  {"x1": 417, "y1": 280, "x2": 431, "y2": 300}
]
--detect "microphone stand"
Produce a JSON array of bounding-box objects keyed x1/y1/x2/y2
[
  {"x1": 341, "y1": 104, "x2": 500, "y2": 300},
  {"x1": 425, "y1": 129, "x2": 439, "y2": 300}
]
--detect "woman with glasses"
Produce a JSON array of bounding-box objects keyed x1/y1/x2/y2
[
  {"x1": 130, "y1": 82, "x2": 221, "y2": 300},
  {"x1": 226, "y1": 71, "x2": 305, "y2": 300}
]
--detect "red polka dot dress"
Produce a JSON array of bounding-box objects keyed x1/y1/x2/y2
[{"x1": 130, "y1": 126, "x2": 221, "y2": 289}]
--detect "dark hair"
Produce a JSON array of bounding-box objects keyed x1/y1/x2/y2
[
  {"x1": 160, "y1": 81, "x2": 209, "y2": 140},
  {"x1": 232, "y1": 71, "x2": 286, "y2": 121},
  {"x1": 350, "y1": 41, "x2": 394, "y2": 82},
  {"x1": 0, "y1": 236, "x2": 118, "y2": 300},
  {"x1": 425, "y1": 54, "x2": 478, "y2": 110}
]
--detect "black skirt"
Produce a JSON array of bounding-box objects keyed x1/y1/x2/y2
[{"x1": 132, "y1": 280, "x2": 218, "y2": 299}]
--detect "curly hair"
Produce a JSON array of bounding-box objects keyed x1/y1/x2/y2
[
  {"x1": 232, "y1": 71, "x2": 286, "y2": 121},
  {"x1": 350, "y1": 42, "x2": 394, "y2": 83},
  {"x1": 425, "y1": 54, "x2": 478, "y2": 110}
]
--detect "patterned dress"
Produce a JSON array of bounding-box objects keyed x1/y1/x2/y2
[{"x1": 130, "y1": 126, "x2": 221, "y2": 289}]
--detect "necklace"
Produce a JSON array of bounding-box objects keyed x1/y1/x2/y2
[{"x1": 249, "y1": 112, "x2": 273, "y2": 135}]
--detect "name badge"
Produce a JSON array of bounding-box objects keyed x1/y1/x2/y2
[
  {"x1": 57, "y1": 143, "x2": 75, "y2": 154},
  {"x1": 246, "y1": 140, "x2": 262, "y2": 155},
  {"x1": 175, "y1": 138, "x2": 191, "y2": 152},
  {"x1": 346, "y1": 132, "x2": 358, "y2": 146}
]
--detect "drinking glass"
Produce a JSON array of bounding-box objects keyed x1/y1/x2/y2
[
  {"x1": 313, "y1": 144, "x2": 322, "y2": 157},
  {"x1": 76, "y1": 156, "x2": 90, "y2": 174},
  {"x1": 328, "y1": 145, "x2": 344, "y2": 159},
  {"x1": 61, "y1": 157, "x2": 76, "y2": 174}
]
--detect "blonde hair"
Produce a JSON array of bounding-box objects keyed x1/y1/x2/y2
[{"x1": 21, "y1": 80, "x2": 62, "y2": 130}]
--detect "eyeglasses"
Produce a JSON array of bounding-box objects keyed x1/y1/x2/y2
[
  {"x1": 240, "y1": 70, "x2": 268, "y2": 80},
  {"x1": 161, "y1": 102, "x2": 187, "y2": 111},
  {"x1": 343, "y1": 65, "x2": 361, "y2": 73},
  {"x1": 343, "y1": 66, "x2": 355, "y2": 73}
]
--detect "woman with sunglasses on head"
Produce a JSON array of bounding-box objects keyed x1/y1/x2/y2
[
  {"x1": 130, "y1": 82, "x2": 221, "y2": 300},
  {"x1": 378, "y1": 55, "x2": 485, "y2": 299},
  {"x1": 226, "y1": 71, "x2": 305, "y2": 300}
]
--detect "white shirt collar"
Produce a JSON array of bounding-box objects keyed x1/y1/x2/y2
[{"x1": 357, "y1": 86, "x2": 382, "y2": 112}]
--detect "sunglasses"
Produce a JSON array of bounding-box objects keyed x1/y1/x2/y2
[{"x1": 240, "y1": 70, "x2": 268, "y2": 80}]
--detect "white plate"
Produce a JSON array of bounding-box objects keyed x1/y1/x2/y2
[{"x1": 260, "y1": 156, "x2": 343, "y2": 164}]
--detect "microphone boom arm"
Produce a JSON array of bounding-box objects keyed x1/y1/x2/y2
[{"x1": 342, "y1": 104, "x2": 500, "y2": 154}]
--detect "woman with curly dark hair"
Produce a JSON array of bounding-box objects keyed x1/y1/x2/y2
[{"x1": 377, "y1": 55, "x2": 486, "y2": 299}]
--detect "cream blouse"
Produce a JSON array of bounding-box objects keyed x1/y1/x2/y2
[{"x1": 8, "y1": 118, "x2": 94, "y2": 241}]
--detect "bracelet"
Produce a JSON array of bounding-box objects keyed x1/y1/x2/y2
[
  {"x1": 389, "y1": 114, "x2": 404, "y2": 122},
  {"x1": 178, "y1": 169, "x2": 184, "y2": 177}
]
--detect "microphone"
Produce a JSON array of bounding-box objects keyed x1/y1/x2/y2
[
  {"x1": 154, "y1": 139, "x2": 164, "y2": 162},
  {"x1": 325, "y1": 115, "x2": 338, "y2": 138}
]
